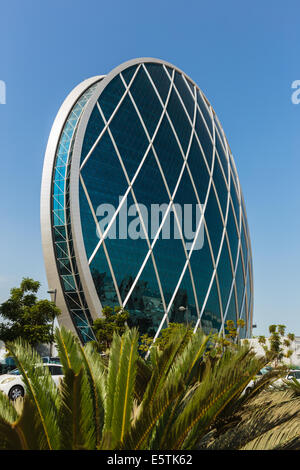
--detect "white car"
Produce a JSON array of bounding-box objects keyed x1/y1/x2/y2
[
  {"x1": 0, "y1": 363, "x2": 64, "y2": 400},
  {"x1": 271, "y1": 369, "x2": 300, "y2": 389},
  {"x1": 242, "y1": 367, "x2": 272, "y2": 396}
]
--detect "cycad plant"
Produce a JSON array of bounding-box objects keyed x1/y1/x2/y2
[
  {"x1": 0, "y1": 325, "x2": 270, "y2": 450},
  {"x1": 201, "y1": 387, "x2": 300, "y2": 450}
]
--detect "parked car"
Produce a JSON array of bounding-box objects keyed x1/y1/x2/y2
[
  {"x1": 0, "y1": 356, "x2": 16, "y2": 375},
  {"x1": 0, "y1": 363, "x2": 64, "y2": 400},
  {"x1": 257, "y1": 366, "x2": 272, "y2": 375},
  {"x1": 242, "y1": 367, "x2": 274, "y2": 396},
  {"x1": 41, "y1": 356, "x2": 61, "y2": 364},
  {"x1": 271, "y1": 369, "x2": 300, "y2": 389}
]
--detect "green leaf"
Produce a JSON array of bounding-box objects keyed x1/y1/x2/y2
[
  {"x1": 58, "y1": 368, "x2": 86, "y2": 449},
  {"x1": 103, "y1": 328, "x2": 139, "y2": 447},
  {"x1": 54, "y1": 326, "x2": 82, "y2": 373},
  {"x1": 79, "y1": 341, "x2": 107, "y2": 448},
  {"x1": 121, "y1": 376, "x2": 185, "y2": 450},
  {"x1": 6, "y1": 338, "x2": 60, "y2": 450}
]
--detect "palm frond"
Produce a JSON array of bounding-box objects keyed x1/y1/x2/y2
[
  {"x1": 120, "y1": 377, "x2": 185, "y2": 450},
  {"x1": 285, "y1": 377, "x2": 300, "y2": 395},
  {"x1": 54, "y1": 326, "x2": 82, "y2": 373},
  {"x1": 80, "y1": 341, "x2": 107, "y2": 447},
  {"x1": 109, "y1": 328, "x2": 139, "y2": 446},
  {"x1": 141, "y1": 329, "x2": 190, "y2": 412},
  {"x1": 55, "y1": 327, "x2": 106, "y2": 449},
  {"x1": 0, "y1": 417, "x2": 25, "y2": 449},
  {"x1": 6, "y1": 338, "x2": 60, "y2": 450},
  {"x1": 134, "y1": 356, "x2": 152, "y2": 404},
  {"x1": 153, "y1": 331, "x2": 212, "y2": 448},
  {"x1": 0, "y1": 390, "x2": 19, "y2": 423},
  {"x1": 103, "y1": 331, "x2": 123, "y2": 439},
  {"x1": 58, "y1": 368, "x2": 86, "y2": 449},
  {"x1": 167, "y1": 346, "x2": 264, "y2": 449},
  {"x1": 0, "y1": 394, "x2": 51, "y2": 450},
  {"x1": 202, "y1": 388, "x2": 300, "y2": 450}
]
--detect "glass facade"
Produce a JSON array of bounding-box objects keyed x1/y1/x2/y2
[{"x1": 47, "y1": 59, "x2": 253, "y2": 343}]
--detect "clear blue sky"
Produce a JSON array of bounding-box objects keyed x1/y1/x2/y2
[{"x1": 0, "y1": 0, "x2": 299, "y2": 337}]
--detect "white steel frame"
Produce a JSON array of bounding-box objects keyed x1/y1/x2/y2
[{"x1": 41, "y1": 58, "x2": 253, "y2": 343}]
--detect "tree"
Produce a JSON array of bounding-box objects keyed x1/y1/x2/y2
[
  {"x1": 0, "y1": 278, "x2": 60, "y2": 347},
  {"x1": 91, "y1": 305, "x2": 130, "y2": 352},
  {"x1": 258, "y1": 324, "x2": 294, "y2": 367},
  {"x1": 139, "y1": 319, "x2": 246, "y2": 357},
  {"x1": 139, "y1": 322, "x2": 194, "y2": 353},
  {"x1": 198, "y1": 387, "x2": 300, "y2": 450}
]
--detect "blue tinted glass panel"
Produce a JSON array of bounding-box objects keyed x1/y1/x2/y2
[
  {"x1": 98, "y1": 75, "x2": 126, "y2": 121},
  {"x1": 224, "y1": 288, "x2": 237, "y2": 325},
  {"x1": 90, "y1": 244, "x2": 119, "y2": 307},
  {"x1": 240, "y1": 218, "x2": 248, "y2": 267},
  {"x1": 145, "y1": 63, "x2": 172, "y2": 104},
  {"x1": 126, "y1": 256, "x2": 164, "y2": 336},
  {"x1": 174, "y1": 71, "x2": 195, "y2": 121},
  {"x1": 121, "y1": 65, "x2": 138, "y2": 85},
  {"x1": 235, "y1": 250, "x2": 245, "y2": 314},
  {"x1": 169, "y1": 268, "x2": 198, "y2": 327},
  {"x1": 153, "y1": 115, "x2": 184, "y2": 194},
  {"x1": 201, "y1": 276, "x2": 222, "y2": 335},
  {"x1": 226, "y1": 201, "x2": 239, "y2": 267},
  {"x1": 189, "y1": 225, "x2": 214, "y2": 318},
  {"x1": 204, "y1": 186, "x2": 224, "y2": 260},
  {"x1": 215, "y1": 130, "x2": 229, "y2": 182},
  {"x1": 239, "y1": 300, "x2": 247, "y2": 338},
  {"x1": 53, "y1": 226, "x2": 66, "y2": 242},
  {"x1": 185, "y1": 78, "x2": 195, "y2": 95},
  {"x1": 217, "y1": 237, "x2": 233, "y2": 314},
  {"x1": 213, "y1": 155, "x2": 228, "y2": 218},
  {"x1": 108, "y1": 93, "x2": 148, "y2": 181},
  {"x1": 187, "y1": 135, "x2": 210, "y2": 205},
  {"x1": 166, "y1": 87, "x2": 192, "y2": 154},
  {"x1": 81, "y1": 105, "x2": 105, "y2": 163},
  {"x1": 196, "y1": 90, "x2": 213, "y2": 135},
  {"x1": 80, "y1": 130, "x2": 129, "y2": 212},
  {"x1": 129, "y1": 66, "x2": 163, "y2": 138},
  {"x1": 229, "y1": 156, "x2": 239, "y2": 190},
  {"x1": 194, "y1": 109, "x2": 213, "y2": 170},
  {"x1": 131, "y1": 148, "x2": 169, "y2": 207},
  {"x1": 79, "y1": 181, "x2": 99, "y2": 260},
  {"x1": 172, "y1": 166, "x2": 202, "y2": 252},
  {"x1": 230, "y1": 178, "x2": 240, "y2": 227},
  {"x1": 152, "y1": 214, "x2": 188, "y2": 306},
  {"x1": 246, "y1": 264, "x2": 252, "y2": 316}
]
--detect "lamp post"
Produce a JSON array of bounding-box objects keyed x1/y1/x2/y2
[
  {"x1": 47, "y1": 289, "x2": 57, "y2": 357},
  {"x1": 179, "y1": 305, "x2": 189, "y2": 325}
]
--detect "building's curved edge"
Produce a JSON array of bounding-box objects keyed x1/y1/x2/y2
[
  {"x1": 40, "y1": 75, "x2": 103, "y2": 334},
  {"x1": 70, "y1": 79, "x2": 107, "y2": 322}
]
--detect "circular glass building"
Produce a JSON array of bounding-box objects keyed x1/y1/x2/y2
[{"x1": 41, "y1": 58, "x2": 253, "y2": 344}]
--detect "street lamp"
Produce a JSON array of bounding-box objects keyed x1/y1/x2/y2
[
  {"x1": 179, "y1": 305, "x2": 189, "y2": 324},
  {"x1": 47, "y1": 289, "x2": 57, "y2": 357},
  {"x1": 47, "y1": 289, "x2": 57, "y2": 304}
]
